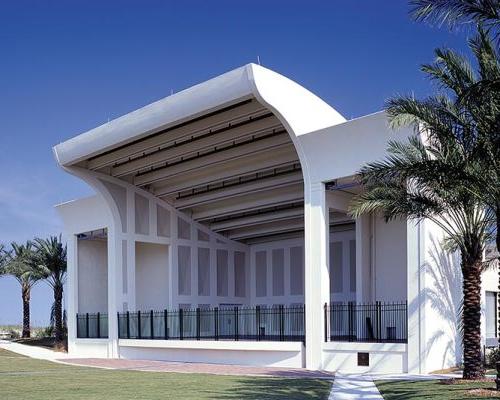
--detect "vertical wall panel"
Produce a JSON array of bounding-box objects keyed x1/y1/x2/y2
[
  {"x1": 234, "y1": 251, "x2": 246, "y2": 298},
  {"x1": 178, "y1": 245, "x2": 191, "y2": 295},
  {"x1": 122, "y1": 240, "x2": 128, "y2": 295},
  {"x1": 290, "y1": 246, "x2": 304, "y2": 295},
  {"x1": 177, "y1": 217, "x2": 191, "y2": 240},
  {"x1": 349, "y1": 240, "x2": 356, "y2": 293},
  {"x1": 330, "y1": 242, "x2": 343, "y2": 293},
  {"x1": 255, "y1": 251, "x2": 267, "y2": 297},
  {"x1": 135, "y1": 194, "x2": 150, "y2": 235},
  {"x1": 198, "y1": 247, "x2": 210, "y2": 296},
  {"x1": 272, "y1": 249, "x2": 285, "y2": 296},
  {"x1": 217, "y1": 249, "x2": 228, "y2": 297},
  {"x1": 157, "y1": 205, "x2": 171, "y2": 237}
]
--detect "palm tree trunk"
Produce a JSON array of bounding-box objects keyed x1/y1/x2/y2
[
  {"x1": 462, "y1": 253, "x2": 484, "y2": 379},
  {"x1": 21, "y1": 285, "x2": 30, "y2": 338},
  {"x1": 53, "y1": 283, "x2": 64, "y2": 342},
  {"x1": 496, "y1": 207, "x2": 500, "y2": 389}
]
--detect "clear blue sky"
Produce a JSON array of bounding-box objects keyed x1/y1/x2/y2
[{"x1": 0, "y1": 1, "x2": 470, "y2": 325}]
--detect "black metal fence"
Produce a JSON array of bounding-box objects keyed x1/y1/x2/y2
[
  {"x1": 76, "y1": 312, "x2": 108, "y2": 338},
  {"x1": 325, "y1": 302, "x2": 407, "y2": 343},
  {"x1": 118, "y1": 305, "x2": 305, "y2": 342}
]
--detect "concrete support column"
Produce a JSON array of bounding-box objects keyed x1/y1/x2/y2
[
  {"x1": 66, "y1": 234, "x2": 78, "y2": 346},
  {"x1": 107, "y1": 228, "x2": 122, "y2": 358},
  {"x1": 304, "y1": 181, "x2": 329, "y2": 370},
  {"x1": 355, "y1": 214, "x2": 371, "y2": 303},
  {"x1": 407, "y1": 219, "x2": 424, "y2": 373}
]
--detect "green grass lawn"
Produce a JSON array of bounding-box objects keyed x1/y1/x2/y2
[
  {"x1": 0, "y1": 349, "x2": 331, "y2": 400},
  {"x1": 376, "y1": 379, "x2": 500, "y2": 399}
]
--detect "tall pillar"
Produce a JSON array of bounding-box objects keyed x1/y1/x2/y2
[
  {"x1": 355, "y1": 214, "x2": 371, "y2": 303},
  {"x1": 66, "y1": 234, "x2": 78, "y2": 347},
  {"x1": 304, "y1": 181, "x2": 329, "y2": 370},
  {"x1": 107, "y1": 228, "x2": 122, "y2": 358},
  {"x1": 407, "y1": 219, "x2": 425, "y2": 373}
]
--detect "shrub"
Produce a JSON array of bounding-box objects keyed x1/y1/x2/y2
[{"x1": 486, "y1": 347, "x2": 500, "y2": 368}]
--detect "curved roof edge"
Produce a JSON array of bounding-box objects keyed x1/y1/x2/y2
[{"x1": 53, "y1": 63, "x2": 346, "y2": 167}]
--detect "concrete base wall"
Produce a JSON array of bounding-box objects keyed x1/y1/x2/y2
[
  {"x1": 322, "y1": 342, "x2": 408, "y2": 374},
  {"x1": 118, "y1": 339, "x2": 304, "y2": 368},
  {"x1": 69, "y1": 339, "x2": 111, "y2": 358}
]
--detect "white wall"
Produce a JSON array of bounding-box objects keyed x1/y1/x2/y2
[
  {"x1": 77, "y1": 239, "x2": 108, "y2": 313},
  {"x1": 323, "y1": 342, "x2": 408, "y2": 374},
  {"x1": 421, "y1": 220, "x2": 463, "y2": 372},
  {"x1": 373, "y1": 216, "x2": 407, "y2": 302},
  {"x1": 119, "y1": 340, "x2": 304, "y2": 368},
  {"x1": 135, "y1": 242, "x2": 169, "y2": 311}
]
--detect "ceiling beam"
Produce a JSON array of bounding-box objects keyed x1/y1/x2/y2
[
  {"x1": 110, "y1": 115, "x2": 282, "y2": 178},
  {"x1": 174, "y1": 170, "x2": 303, "y2": 210},
  {"x1": 226, "y1": 218, "x2": 304, "y2": 241},
  {"x1": 191, "y1": 185, "x2": 303, "y2": 221},
  {"x1": 152, "y1": 146, "x2": 298, "y2": 197},
  {"x1": 87, "y1": 100, "x2": 267, "y2": 170},
  {"x1": 136, "y1": 136, "x2": 295, "y2": 187},
  {"x1": 210, "y1": 207, "x2": 304, "y2": 232}
]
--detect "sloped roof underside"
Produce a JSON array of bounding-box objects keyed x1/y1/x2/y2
[
  {"x1": 81, "y1": 98, "x2": 306, "y2": 242},
  {"x1": 54, "y1": 64, "x2": 350, "y2": 242}
]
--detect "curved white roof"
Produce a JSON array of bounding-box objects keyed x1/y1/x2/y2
[{"x1": 53, "y1": 63, "x2": 346, "y2": 167}]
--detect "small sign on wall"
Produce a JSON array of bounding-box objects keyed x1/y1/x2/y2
[{"x1": 358, "y1": 352, "x2": 369, "y2": 367}]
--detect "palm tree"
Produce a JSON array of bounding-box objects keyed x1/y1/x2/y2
[
  {"x1": 4, "y1": 242, "x2": 44, "y2": 338},
  {"x1": 34, "y1": 236, "x2": 67, "y2": 342},
  {"x1": 0, "y1": 244, "x2": 9, "y2": 275},
  {"x1": 410, "y1": 0, "x2": 500, "y2": 32},
  {"x1": 350, "y1": 33, "x2": 495, "y2": 379}
]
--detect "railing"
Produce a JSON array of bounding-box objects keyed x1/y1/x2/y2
[
  {"x1": 76, "y1": 312, "x2": 108, "y2": 338},
  {"x1": 118, "y1": 305, "x2": 305, "y2": 342},
  {"x1": 325, "y1": 302, "x2": 407, "y2": 343}
]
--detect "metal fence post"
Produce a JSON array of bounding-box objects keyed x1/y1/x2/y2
[
  {"x1": 97, "y1": 312, "x2": 101, "y2": 339},
  {"x1": 164, "y1": 309, "x2": 168, "y2": 340},
  {"x1": 279, "y1": 305, "x2": 284, "y2": 341},
  {"x1": 126, "y1": 311, "x2": 130, "y2": 339},
  {"x1": 214, "y1": 307, "x2": 219, "y2": 341},
  {"x1": 324, "y1": 303, "x2": 328, "y2": 342},
  {"x1": 348, "y1": 302, "x2": 353, "y2": 342},
  {"x1": 138, "y1": 310, "x2": 142, "y2": 339},
  {"x1": 150, "y1": 310, "x2": 154, "y2": 339},
  {"x1": 85, "y1": 313, "x2": 89, "y2": 338},
  {"x1": 196, "y1": 308, "x2": 201, "y2": 341},
  {"x1": 234, "y1": 306, "x2": 239, "y2": 341},
  {"x1": 256, "y1": 305, "x2": 261, "y2": 341},
  {"x1": 376, "y1": 301, "x2": 381, "y2": 341},
  {"x1": 179, "y1": 309, "x2": 184, "y2": 340}
]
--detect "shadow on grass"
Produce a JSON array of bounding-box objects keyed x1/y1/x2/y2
[
  {"x1": 376, "y1": 380, "x2": 500, "y2": 400},
  {"x1": 201, "y1": 377, "x2": 332, "y2": 400}
]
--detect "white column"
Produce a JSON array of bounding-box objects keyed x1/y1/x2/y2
[
  {"x1": 407, "y1": 219, "x2": 425, "y2": 373},
  {"x1": 107, "y1": 228, "x2": 122, "y2": 358},
  {"x1": 304, "y1": 181, "x2": 329, "y2": 370},
  {"x1": 355, "y1": 214, "x2": 371, "y2": 303},
  {"x1": 66, "y1": 234, "x2": 78, "y2": 350}
]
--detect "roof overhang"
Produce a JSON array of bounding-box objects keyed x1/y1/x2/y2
[
  {"x1": 53, "y1": 63, "x2": 345, "y2": 168},
  {"x1": 53, "y1": 64, "x2": 351, "y2": 242}
]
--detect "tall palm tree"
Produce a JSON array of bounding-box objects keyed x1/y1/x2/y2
[
  {"x1": 0, "y1": 244, "x2": 9, "y2": 275},
  {"x1": 410, "y1": 0, "x2": 500, "y2": 32},
  {"x1": 350, "y1": 33, "x2": 495, "y2": 379},
  {"x1": 4, "y1": 242, "x2": 43, "y2": 338},
  {"x1": 34, "y1": 236, "x2": 67, "y2": 342}
]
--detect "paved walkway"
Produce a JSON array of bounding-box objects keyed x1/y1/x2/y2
[
  {"x1": 59, "y1": 357, "x2": 334, "y2": 379},
  {"x1": 329, "y1": 374, "x2": 383, "y2": 400},
  {"x1": 0, "y1": 340, "x2": 70, "y2": 361}
]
